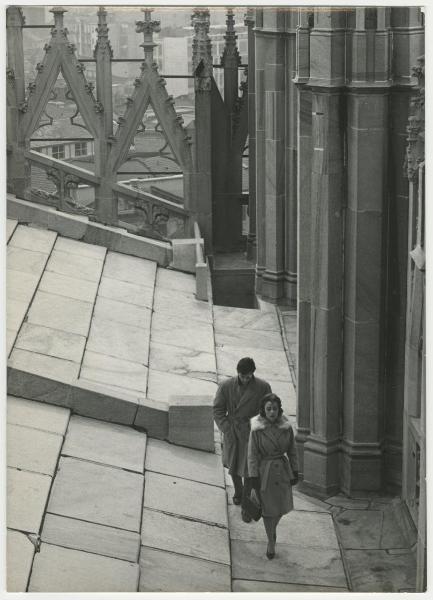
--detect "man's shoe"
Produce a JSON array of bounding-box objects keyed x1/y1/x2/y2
[
  {"x1": 233, "y1": 495, "x2": 242, "y2": 505},
  {"x1": 241, "y1": 510, "x2": 252, "y2": 523}
]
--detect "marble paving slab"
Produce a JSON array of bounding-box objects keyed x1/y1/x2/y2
[
  {"x1": 139, "y1": 547, "x2": 231, "y2": 592},
  {"x1": 344, "y1": 548, "x2": 416, "y2": 592},
  {"x1": 231, "y1": 539, "x2": 347, "y2": 587},
  {"x1": 143, "y1": 471, "x2": 227, "y2": 527},
  {"x1": 62, "y1": 415, "x2": 147, "y2": 473},
  {"x1": 29, "y1": 543, "x2": 139, "y2": 592},
  {"x1": 335, "y1": 509, "x2": 383, "y2": 549},
  {"x1": 98, "y1": 276, "x2": 154, "y2": 308},
  {"x1": 141, "y1": 508, "x2": 230, "y2": 565},
  {"x1": 9, "y1": 225, "x2": 57, "y2": 253},
  {"x1": 228, "y1": 507, "x2": 338, "y2": 549},
  {"x1": 86, "y1": 317, "x2": 150, "y2": 365},
  {"x1": 46, "y1": 249, "x2": 103, "y2": 282},
  {"x1": 153, "y1": 287, "x2": 212, "y2": 323},
  {"x1": 292, "y1": 490, "x2": 331, "y2": 513},
  {"x1": 7, "y1": 467, "x2": 52, "y2": 533},
  {"x1": 149, "y1": 341, "x2": 217, "y2": 382},
  {"x1": 54, "y1": 236, "x2": 106, "y2": 259},
  {"x1": 216, "y1": 345, "x2": 290, "y2": 381},
  {"x1": 326, "y1": 494, "x2": 370, "y2": 510},
  {"x1": 7, "y1": 395, "x2": 70, "y2": 435},
  {"x1": 42, "y1": 513, "x2": 140, "y2": 562},
  {"x1": 80, "y1": 351, "x2": 148, "y2": 394},
  {"x1": 6, "y1": 218, "x2": 18, "y2": 242},
  {"x1": 7, "y1": 423, "x2": 63, "y2": 476},
  {"x1": 215, "y1": 326, "x2": 284, "y2": 351},
  {"x1": 213, "y1": 305, "x2": 280, "y2": 332},
  {"x1": 8, "y1": 348, "x2": 80, "y2": 383},
  {"x1": 7, "y1": 298, "x2": 28, "y2": 332},
  {"x1": 145, "y1": 438, "x2": 224, "y2": 487},
  {"x1": 27, "y1": 291, "x2": 93, "y2": 336},
  {"x1": 156, "y1": 267, "x2": 196, "y2": 294},
  {"x1": 103, "y1": 251, "x2": 156, "y2": 286},
  {"x1": 7, "y1": 529, "x2": 35, "y2": 592},
  {"x1": 232, "y1": 580, "x2": 347, "y2": 592},
  {"x1": 39, "y1": 270, "x2": 99, "y2": 303},
  {"x1": 94, "y1": 296, "x2": 152, "y2": 330},
  {"x1": 147, "y1": 369, "x2": 217, "y2": 404},
  {"x1": 7, "y1": 269, "x2": 40, "y2": 303},
  {"x1": 7, "y1": 246, "x2": 48, "y2": 275},
  {"x1": 267, "y1": 379, "x2": 297, "y2": 416},
  {"x1": 150, "y1": 312, "x2": 214, "y2": 354},
  {"x1": 48, "y1": 457, "x2": 144, "y2": 531},
  {"x1": 15, "y1": 323, "x2": 86, "y2": 363}
]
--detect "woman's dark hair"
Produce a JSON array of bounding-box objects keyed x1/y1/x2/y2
[
  {"x1": 259, "y1": 393, "x2": 283, "y2": 418},
  {"x1": 237, "y1": 357, "x2": 256, "y2": 375}
]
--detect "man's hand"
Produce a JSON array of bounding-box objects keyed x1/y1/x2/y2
[
  {"x1": 290, "y1": 471, "x2": 299, "y2": 486},
  {"x1": 250, "y1": 477, "x2": 260, "y2": 492}
]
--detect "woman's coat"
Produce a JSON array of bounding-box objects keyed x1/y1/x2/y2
[
  {"x1": 213, "y1": 376, "x2": 271, "y2": 477},
  {"x1": 248, "y1": 414, "x2": 299, "y2": 517}
]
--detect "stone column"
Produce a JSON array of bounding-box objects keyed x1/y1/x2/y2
[
  {"x1": 294, "y1": 8, "x2": 313, "y2": 475},
  {"x1": 384, "y1": 6, "x2": 424, "y2": 488},
  {"x1": 254, "y1": 9, "x2": 266, "y2": 294},
  {"x1": 301, "y1": 8, "x2": 346, "y2": 496},
  {"x1": 259, "y1": 8, "x2": 286, "y2": 302},
  {"x1": 284, "y1": 10, "x2": 298, "y2": 305},
  {"x1": 245, "y1": 9, "x2": 257, "y2": 261},
  {"x1": 94, "y1": 7, "x2": 117, "y2": 224},
  {"x1": 221, "y1": 8, "x2": 240, "y2": 119},
  {"x1": 6, "y1": 7, "x2": 28, "y2": 198}
]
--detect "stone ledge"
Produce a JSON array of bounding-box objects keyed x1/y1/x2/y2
[
  {"x1": 7, "y1": 196, "x2": 172, "y2": 266},
  {"x1": 7, "y1": 367, "x2": 215, "y2": 452}
]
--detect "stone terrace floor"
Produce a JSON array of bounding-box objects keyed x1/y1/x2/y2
[{"x1": 5, "y1": 220, "x2": 417, "y2": 592}]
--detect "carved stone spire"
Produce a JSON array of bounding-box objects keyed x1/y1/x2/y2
[
  {"x1": 221, "y1": 8, "x2": 241, "y2": 68},
  {"x1": 94, "y1": 6, "x2": 113, "y2": 58},
  {"x1": 191, "y1": 8, "x2": 212, "y2": 74},
  {"x1": 50, "y1": 6, "x2": 67, "y2": 37},
  {"x1": 136, "y1": 8, "x2": 160, "y2": 63}
]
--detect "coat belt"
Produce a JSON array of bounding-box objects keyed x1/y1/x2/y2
[{"x1": 260, "y1": 454, "x2": 289, "y2": 492}]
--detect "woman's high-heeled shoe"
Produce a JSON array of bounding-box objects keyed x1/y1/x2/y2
[{"x1": 266, "y1": 543, "x2": 275, "y2": 559}]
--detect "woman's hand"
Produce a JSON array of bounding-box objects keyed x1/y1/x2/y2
[{"x1": 290, "y1": 471, "x2": 299, "y2": 486}]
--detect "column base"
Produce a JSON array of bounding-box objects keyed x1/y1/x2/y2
[
  {"x1": 340, "y1": 438, "x2": 383, "y2": 494},
  {"x1": 302, "y1": 435, "x2": 340, "y2": 497},
  {"x1": 246, "y1": 234, "x2": 257, "y2": 261},
  {"x1": 295, "y1": 426, "x2": 310, "y2": 477}
]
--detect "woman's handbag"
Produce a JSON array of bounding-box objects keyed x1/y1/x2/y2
[{"x1": 241, "y1": 489, "x2": 262, "y2": 522}]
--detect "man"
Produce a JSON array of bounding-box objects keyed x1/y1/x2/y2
[{"x1": 213, "y1": 357, "x2": 271, "y2": 522}]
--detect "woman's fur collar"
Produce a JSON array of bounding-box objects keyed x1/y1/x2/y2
[{"x1": 251, "y1": 414, "x2": 291, "y2": 432}]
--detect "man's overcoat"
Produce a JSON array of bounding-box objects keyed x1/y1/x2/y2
[
  {"x1": 248, "y1": 414, "x2": 299, "y2": 517},
  {"x1": 213, "y1": 376, "x2": 271, "y2": 477}
]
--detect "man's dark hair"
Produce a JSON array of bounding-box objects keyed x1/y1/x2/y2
[
  {"x1": 237, "y1": 357, "x2": 256, "y2": 374},
  {"x1": 259, "y1": 393, "x2": 283, "y2": 418}
]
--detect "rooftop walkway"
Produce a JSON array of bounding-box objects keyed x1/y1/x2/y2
[{"x1": 6, "y1": 211, "x2": 417, "y2": 592}]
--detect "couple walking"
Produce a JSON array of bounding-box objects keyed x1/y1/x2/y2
[{"x1": 213, "y1": 357, "x2": 298, "y2": 559}]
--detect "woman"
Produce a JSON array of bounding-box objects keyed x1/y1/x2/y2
[{"x1": 248, "y1": 393, "x2": 299, "y2": 559}]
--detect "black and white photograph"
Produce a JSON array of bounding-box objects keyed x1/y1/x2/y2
[{"x1": 3, "y1": 2, "x2": 426, "y2": 594}]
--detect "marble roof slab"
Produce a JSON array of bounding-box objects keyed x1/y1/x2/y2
[
  {"x1": 46, "y1": 249, "x2": 103, "y2": 282},
  {"x1": 42, "y1": 513, "x2": 140, "y2": 562},
  {"x1": 7, "y1": 529, "x2": 35, "y2": 592},
  {"x1": 147, "y1": 369, "x2": 217, "y2": 404},
  {"x1": 7, "y1": 423, "x2": 63, "y2": 476},
  {"x1": 48, "y1": 456, "x2": 144, "y2": 531},
  {"x1": 103, "y1": 251, "x2": 156, "y2": 286},
  {"x1": 143, "y1": 471, "x2": 227, "y2": 527},
  {"x1": 39, "y1": 271, "x2": 99, "y2": 303},
  {"x1": 93, "y1": 296, "x2": 152, "y2": 330},
  {"x1": 9, "y1": 225, "x2": 57, "y2": 254},
  {"x1": 27, "y1": 291, "x2": 93, "y2": 336},
  {"x1": 29, "y1": 543, "x2": 139, "y2": 592},
  {"x1": 98, "y1": 276, "x2": 154, "y2": 308},
  {"x1": 150, "y1": 312, "x2": 215, "y2": 354},
  {"x1": 7, "y1": 395, "x2": 70, "y2": 435},
  {"x1": 54, "y1": 236, "x2": 107, "y2": 259},
  {"x1": 81, "y1": 350, "x2": 148, "y2": 394},
  {"x1": 231, "y1": 540, "x2": 347, "y2": 587},
  {"x1": 141, "y1": 508, "x2": 230, "y2": 565},
  {"x1": 7, "y1": 467, "x2": 52, "y2": 533},
  {"x1": 149, "y1": 340, "x2": 217, "y2": 382},
  {"x1": 15, "y1": 323, "x2": 86, "y2": 363},
  {"x1": 138, "y1": 547, "x2": 231, "y2": 592},
  {"x1": 7, "y1": 246, "x2": 48, "y2": 275},
  {"x1": 86, "y1": 317, "x2": 150, "y2": 364},
  {"x1": 156, "y1": 267, "x2": 196, "y2": 294},
  {"x1": 153, "y1": 287, "x2": 212, "y2": 323},
  {"x1": 8, "y1": 348, "x2": 80, "y2": 383},
  {"x1": 216, "y1": 344, "x2": 290, "y2": 381},
  {"x1": 144, "y1": 438, "x2": 224, "y2": 487},
  {"x1": 7, "y1": 269, "x2": 40, "y2": 304},
  {"x1": 62, "y1": 415, "x2": 147, "y2": 473}
]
